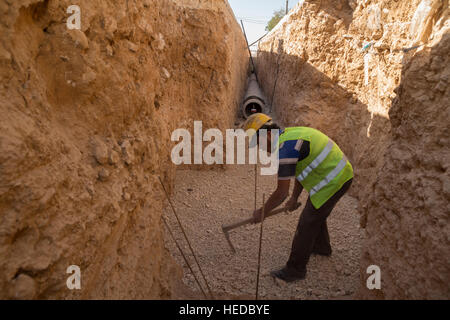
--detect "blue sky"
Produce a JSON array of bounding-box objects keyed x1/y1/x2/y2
[{"x1": 228, "y1": 0, "x2": 301, "y2": 50}]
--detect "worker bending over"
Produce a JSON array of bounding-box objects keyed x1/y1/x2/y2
[{"x1": 243, "y1": 114, "x2": 354, "y2": 282}]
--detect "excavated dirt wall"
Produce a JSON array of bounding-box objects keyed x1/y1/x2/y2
[
  {"x1": 362, "y1": 24, "x2": 449, "y2": 300},
  {"x1": 257, "y1": 0, "x2": 449, "y2": 299},
  {"x1": 0, "y1": 0, "x2": 248, "y2": 299}
]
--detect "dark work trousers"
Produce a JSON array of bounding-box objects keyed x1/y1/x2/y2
[{"x1": 286, "y1": 179, "x2": 353, "y2": 273}]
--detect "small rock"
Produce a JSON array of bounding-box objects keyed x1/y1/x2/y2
[
  {"x1": 9, "y1": 274, "x2": 37, "y2": 300},
  {"x1": 68, "y1": 29, "x2": 89, "y2": 50},
  {"x1": 80, "y1": 190, "x2": 91, "y2": 201},
  {"x1": 137, "y1": 18, "x2": 153, "y2": 34},
  {"x1": 161, "y1": 67, "x2": 171, "y2": 79},
  {"x1": 128, "y1": 41, "x2": 138, "y2": 52},
  {"x1": 22, "y1": 256, "x2": 51, "y2": 273},
  {"x1": 108, "y1": 150, "x2": 120, "y2": 165},
  {"x1": 39, "y1": 188, "x2": 56, "y2": 209},
  {"x1": 121, "y1": 140, "x2": 135, "y2": 165},
  {"x1": 82, "y1": 68, "x2": 96, "y2": 84},
  {"x1": 70, "y1": 81, "x2": 76, "y2": 87},
  {"x1": 98, "y1": 168, "x2": 110, "y2": 182},
  {"x1": 374, "y1": 40, "x2": 389, "y2": 50},
  {"x1": 104, "y1": 18, "x2": 117, "y2": 40},
  {"x1": 92, "y1": 137, "x2": 109, "y2": 165},
  {"x1": 106, "y1": 45, "x2": 114, "y2": 57},
  {"x1": 123, "y1": 192, "x2": 131, "y2": 201},
  {"x1": 86, "y1": 183, "x2": 95, "y2": 197},
  {"x1": 435, "y1": 80, "x2": 447, "y2": 93},
  {"x1": 152, "y1": 33, "x2": 165, "y2": 51}
]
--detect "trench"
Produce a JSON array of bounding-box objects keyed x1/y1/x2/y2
[
  {"x1": 163, "y1": 67, "x2": 364, "y2": 299},
  {"x1": 2, "y1": 0, "x2": 447, "y2": 300},
  {"x1": 160, "y1": 2, "x2": 369, "y2": 299}
]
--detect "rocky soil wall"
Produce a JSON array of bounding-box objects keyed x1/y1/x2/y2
[{"x1": 0, "y1": 0, "x2": 248, "y2": 299}]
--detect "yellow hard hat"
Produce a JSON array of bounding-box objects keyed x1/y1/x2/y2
[{"x1": 242, "y1": 113, "x2": 272, "y2": 135}]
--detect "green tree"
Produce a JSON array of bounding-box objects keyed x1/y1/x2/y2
[{"x1": 266, "y1": 8, "x2": 285, "y2": 32}]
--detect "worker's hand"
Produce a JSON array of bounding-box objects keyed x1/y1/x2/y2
[
  {"x1": 253, "y1": 208, "x2": 263, "y2": 224},
  {"x1": 286, "y1": 197, "x2": 301, "y2": 212}
]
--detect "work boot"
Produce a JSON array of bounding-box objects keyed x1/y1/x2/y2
[{"x1": 270, "y1": 266, "x2": 306, "y2": 283}]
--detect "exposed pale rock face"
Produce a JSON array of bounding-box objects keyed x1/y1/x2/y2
[
  {"x1": 362, "y1": 24, "x2": 449, "y2": 300},
  {"x1": 0, "y1": 0, "x2": 248, "y2": 299},
  {"x1": 257, "y1": 0, "x2": 449, "y2": 299}
]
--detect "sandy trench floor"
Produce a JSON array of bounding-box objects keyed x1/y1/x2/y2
[{"x1": 164, "y1": 164, "x2": 364, "y2": 300}]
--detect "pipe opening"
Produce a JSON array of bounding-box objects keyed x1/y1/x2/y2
[
  {"x1": 242, "y1": 73, "x2": 266, "y2": 119},
  {"x1": 244, "y1": 102, "x2": 263, "y2": 118}
]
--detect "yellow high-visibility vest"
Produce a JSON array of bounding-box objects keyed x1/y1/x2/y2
[{"x1": 279, "y1": 127, "x2": 354, "y2": 209}]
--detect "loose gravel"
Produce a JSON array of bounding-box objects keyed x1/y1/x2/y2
[{"x1": 164, "y1": 164, "x2": 364, "y2": 300}]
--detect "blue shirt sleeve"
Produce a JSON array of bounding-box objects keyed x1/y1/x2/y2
[{"x1": 278, "y1": 140, "x2": 301, "y2": 180}]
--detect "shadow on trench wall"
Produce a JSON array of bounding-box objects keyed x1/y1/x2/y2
[{"x1": 256, "y1": 40, "x2": 391, "y2": 217}]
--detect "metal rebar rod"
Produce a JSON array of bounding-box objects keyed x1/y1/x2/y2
[
  {"x1": 254, "y1": 164, "x2": 258, "y2": 213},
  {"x1": 241, "y1": 20, "x2": 258, "y2": 81},
  {"x1": 256, "y1": 194, "x2": 266, "y2": 300},
  {"x1": 270, "y1": 58, "x2": 281, "y2": 112},
  {"x1": 158, "y1": 176, "x2": 215, "y2": 300},
  {"x1": 248, "y1": 33, "x2": 268, "y2": 48},
  {"x1": 162, "y1": 216, "x2": 207, "y2": 299}
]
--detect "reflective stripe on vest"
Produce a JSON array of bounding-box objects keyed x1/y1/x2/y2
[
  {"x1": 278, "y1": 127, "x2": 354, "y2": 209},
  {"x1": 309, "y1": 155, "x2": 348, "y2": 196},
  {"x1": 297, "y1": 140, "x2": 334, "y2": 182}
]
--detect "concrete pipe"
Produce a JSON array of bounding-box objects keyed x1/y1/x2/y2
[{"x1": 242, "y1": 73, "x2": 266, "y2": 118}]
